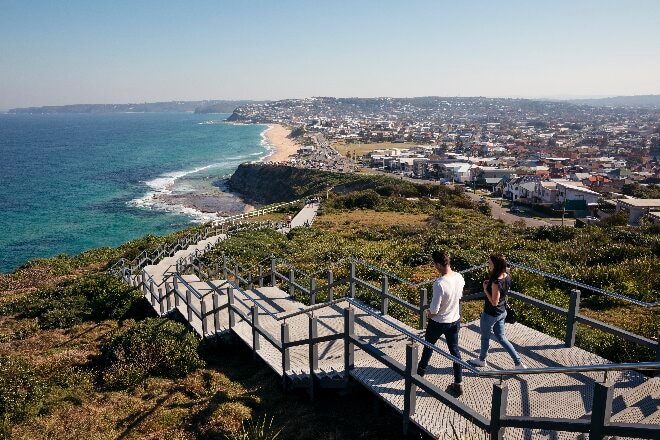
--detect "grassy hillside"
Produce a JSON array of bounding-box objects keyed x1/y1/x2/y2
[{"x1": 1, "y1": 171, "x2": 658, "y2": 439}]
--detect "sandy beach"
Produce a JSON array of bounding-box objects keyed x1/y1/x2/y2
[
  {"x1": 148, "y1": 124, "x2": 300, "y2": 218},
  {"x1": 262, "y1": 124, "x2": 300, "y2": 162}
]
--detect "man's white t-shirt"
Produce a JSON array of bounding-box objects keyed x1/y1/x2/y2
[{"x1": 429, "y1": 271, "x2": 465, "y2": 323}]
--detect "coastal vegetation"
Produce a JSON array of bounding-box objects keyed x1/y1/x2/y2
[{"x1": 0, "y1": 167, "x2": 657, "y2": 438}]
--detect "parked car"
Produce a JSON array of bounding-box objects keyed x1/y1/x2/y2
[
  {"x1": 464, "y1": 187, "x2": 474, "y2": 193},
  {"x1": 510, "y1": 206, "x2": 525, "y2": 214}
]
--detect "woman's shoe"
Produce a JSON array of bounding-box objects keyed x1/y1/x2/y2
[
  {"x1": 468, "y1": 357, "x2": 487, "y2": 367},
  {"x1": 447, "y1": 383, "x2": 463, "y2": 397}
]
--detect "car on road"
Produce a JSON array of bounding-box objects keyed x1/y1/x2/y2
[
  {"x1": 464, "y1": 187, "x2": 474, "y2": 192},
  {"x1": 510, "y1": 206, "x2": 525, "y2": 214}
]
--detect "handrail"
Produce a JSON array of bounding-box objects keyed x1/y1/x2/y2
[
  {"x1": 225, "y1": 280, "x2": 281, "y2": 321},
  {"x1": 477, "y1": 361, "x2": 660, "y2": 376},
  {"x1": 142, "y1": 268, "x2": 174, "y2": 288},
  {"x1": 509, "y1": 262, "x2": 659, "y2": 307},
  {"x1": 278, "y1": 297, "x2": 347, "y2": 321},
  {"x1": 109, "y1": 201, "x2": 296, "y2": 276},
  {"x1": 345, "y1": 298, "x2": 660, "y2": 378},
  {"x1": 172, "y1": 273, "x2": 204, "y2": 301},
  {"x1": 346, "y1": 298, "x2": 480, "y2": 373}
]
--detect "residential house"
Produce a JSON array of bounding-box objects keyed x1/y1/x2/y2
[{"x1": 616, "y1": 198, "x2": 660, "y2": 225}]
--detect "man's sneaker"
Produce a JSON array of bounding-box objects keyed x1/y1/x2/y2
[
  {"x1": 468, "y1": 357, "x2": 487, "y2": 367},
  {"x1": 514, "y1": 362, "x2": 527, "y2": 369},
  {"x1": 447, "y1": 383, "x2": 463, "y2": 397},
  {"x1": 416, "y1": 366, "x2": 426, "y2": 377}
]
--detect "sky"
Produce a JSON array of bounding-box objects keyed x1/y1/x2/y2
[{"x1": 1, "y1": 0, "x2": 659, "y2": 109}]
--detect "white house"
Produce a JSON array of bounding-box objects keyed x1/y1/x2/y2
[
  {"x1": 533, "y1": 181, "x2": 559, "y2": 206},
  {"x1": 555, "y1": 182, "x2": 600, "y2": 208},
  {"x1": 505, "y1": 175, "x2": 543, "y2": 202},
  {"x1": 616, "y1": 198, "x2": 660, "y2": 225}
]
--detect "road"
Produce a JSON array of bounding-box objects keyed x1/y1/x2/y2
[{"x1": 462, "y1": 192, "x2": 551, "y2": 227}]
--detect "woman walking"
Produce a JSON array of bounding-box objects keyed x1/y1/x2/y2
[{"x1": 469, "y1": 254, "x2": 526, "y2": 369}]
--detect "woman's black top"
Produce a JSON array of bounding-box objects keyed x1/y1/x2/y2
[{"x1": 484, "y1": 274, "x2": 510, "y2": 316}]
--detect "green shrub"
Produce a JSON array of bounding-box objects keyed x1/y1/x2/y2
[
  {"x1": 8, "y1": 273, "x2": 144, "y2": 329},
  {"x1": 100, "y1": 318, "x2": 204, "y2": 389},
  {"x1": 531, "y1": 226, "x2": 576, "y2": 241},
  {"x1": 0, "y1": 356, "x2": 46, "y2": 434}
]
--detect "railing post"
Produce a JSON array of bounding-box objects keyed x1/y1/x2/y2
[
  {"x1": 248, "y1": 273, "x2": 253, "y2": 290},
  {"x1": 228, "y1": 288, "x2": 235, "y2": 328},
  {"x1": 310, "y1": 278, "x2": 316, "y2": 305},
  {"x1": 201, "y1": 297, "x2": 208, "y2": 336},
  {"x1": 327, "y1": 269, "x2": 334, "y2": 301},
  {"x1": 150, "y1": 280, "x2": 156, "y2": 307},
  {"x1": 281, "y1": 322, "x2": 290, "y2": 387},
  {"x1": 212, "y1": 294, "x2": 220, "y2": 333},
  {"x1": 309, "y1": 315, "x2": 319, "y2": 402},
  {"x1": 419, "y1": 287, "x2": 428, "y2": 330},
  {"x1": 349, "y1": 262, "x2": 356, "y2": 298},
  {"x1": 165, "y1": 282, "x2": 173, "y2": 312},
  {"x1": 222, "y1": 253, "x2": 228, "y2": 279},
  {"x1": 214, "y1": 261, "x2": 219, "y2": 279},
  {"x1": 158, "y1": 288, "x2": 165, "y2": 315},
  {"x1": 590, "y1": 381, "x2": 613, "y2": 440},
  {"x1": 173, "y1": 278, "x2": 180, "y2": 307},
  {"x1": 381, "y1": 275, "x2": 389, "y2": 315},
  {"x1": 289, "y1": 269, "x2": 295, "y2": 297},
  {"x1": 234, "y1": 262, "x2": 240, "y2": 287},
  {"x1": 251, "y1": 305, "x2": 260, "y2": 357},
  {"x1": 259, "y1": 266, "x2": 264, "y2": 287},
  {"x1": 403, "y1": 342, "x2": 418, "y2": 435},
  {"x1": 344, "y1": 308, "x2": 355, "y2": 378},
  {"x1": 185, "y1": 289, "x2": 193, "y2": 322},
  {"x1": 565, "y1": 288, "x2": 581, "y2": 347},
  {"x1": 490, "y1": 382, "x2": 509, "y2": 440},
  {"x1": 270, "y1": 257, "x2": 276, "y2": 286}
]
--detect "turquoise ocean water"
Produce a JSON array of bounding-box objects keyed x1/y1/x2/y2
[{"x1": 0, "y1": 113, "x2": 268, "y2": 273}]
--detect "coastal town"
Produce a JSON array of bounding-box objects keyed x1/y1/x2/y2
[{"x1": 238, "y1": 97, "x2": 660, "y2": 226}]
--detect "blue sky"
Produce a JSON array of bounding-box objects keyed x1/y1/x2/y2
[{"x1": 1, "y1": 0, "x2": 659, "y2": 108}]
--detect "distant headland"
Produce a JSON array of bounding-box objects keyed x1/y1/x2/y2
[
  {"x1": 7, "y1": 100, "x2": 269, "y2": 114},
  {"x1": 7, "y1": 95, "x2": 660, "y2": 115}
]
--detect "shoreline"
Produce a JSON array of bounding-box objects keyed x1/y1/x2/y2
[
  {"x1": 131, "y1": 123, "x2": 298, "y2": 221},
  {"x1": 261, "y1": 124, "x2": 300, "y2": 163}
]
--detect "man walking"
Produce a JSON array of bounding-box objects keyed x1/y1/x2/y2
[{"x1": 417, "y1": 250, "x2": 465, "y2": 397}]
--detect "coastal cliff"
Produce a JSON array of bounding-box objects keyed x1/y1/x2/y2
[
  {"x1": 227, "y1": 162, "x2": 466, "y2": 206},
  {"x1": 228, "y1": 163, "x2": 333, "y2": 204}
]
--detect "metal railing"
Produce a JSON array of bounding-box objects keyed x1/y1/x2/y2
[
  {"x1": 108, "y1": 200, "x2": 300, "y2": 277},
  {"x1": 113, "y1": 220, "x2": 659, "y2": 440},
  {"x1": 149, "y1": 270, "x2": 660, "y2": 440}
]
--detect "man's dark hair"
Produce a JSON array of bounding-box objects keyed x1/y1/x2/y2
[{"x1": 431, "y1": 250, "x2": 450, "y2": 267}]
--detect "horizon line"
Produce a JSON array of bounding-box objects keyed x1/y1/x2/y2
[{"x1": 3, "y1": 93, "x2": 660, "y2": 112}]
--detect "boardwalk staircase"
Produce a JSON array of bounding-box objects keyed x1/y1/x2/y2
[{"x1": 111, "y1": 202, "x2": 659, "y2": 440}]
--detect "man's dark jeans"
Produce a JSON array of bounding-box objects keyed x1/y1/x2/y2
[{"x1": 418, "y1": 319, "x2": 462, "y2": 383}]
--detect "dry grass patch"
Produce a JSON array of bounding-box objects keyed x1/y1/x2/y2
[{"x1": 316, "y1": 210, "x2": 429, "y2": 234}]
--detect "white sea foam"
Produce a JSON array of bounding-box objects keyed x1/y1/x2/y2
[
  {"x1": 128, "y1": 163, "x2": 224, "y2": 223},
  {"x1": 259, "y1": 125, "x2": 275, "y2": 161}
]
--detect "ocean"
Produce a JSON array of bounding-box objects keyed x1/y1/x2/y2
[{"x1": 0, "y1": 113, "x2": 268, "y2": 273}]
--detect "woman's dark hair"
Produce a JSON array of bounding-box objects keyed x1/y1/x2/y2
[
  {"x1": 489, "y1": 254, "x2": 507, "y2": 281},
  {"x1": 432, "y1": 250, "x2": 450, "y2": 267}
]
